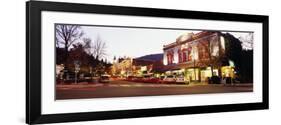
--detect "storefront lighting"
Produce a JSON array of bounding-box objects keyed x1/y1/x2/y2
[{"x1": 229, "y1": 60, "x2": 235, "y2": 67}]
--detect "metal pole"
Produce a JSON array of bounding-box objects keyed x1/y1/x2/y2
[
  {"x1": 75, "y1": 71, "x2": 77, "y2": 84},
  {"x1": 90, "y1": 67, "x2": 92, "y2": 82}
]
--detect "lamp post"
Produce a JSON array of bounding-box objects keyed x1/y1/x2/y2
[
  {"x1": 74, "y1": 60, "x2": 81, "y2": 84},
  {"x1": 90, "y1": 66, "x2": 93, "y2": 82},
  {"x1": 60, "y1": 64, "x2": 64, "y2": 84}
]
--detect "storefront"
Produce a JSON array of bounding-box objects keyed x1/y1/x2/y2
[
  {"x1": 184, "y1": 66, "x2": 234, "y2": 83},
  {"x1": 184, "y1": 68, "x2": 200, "y2": 82},
  {"x1": 199, "y1": 67, "x2": 218, "y2": 82},
  {"x1": 221, "y1": 66, "x2": 235, "y2": 78},
  {"x1": 162, "y1": 31, "x2": 237, "y2": 83},
  {"x1": 163, "y1": 65, "x2": 235, "y2": 83}
]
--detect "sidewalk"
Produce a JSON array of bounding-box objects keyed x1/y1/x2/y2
[
  {"x1": 188, "y1": 82, "x2": 208, "y2": 86},
  {"x1": 220, "y1": 83, "x2": 253, "y2": 87}
]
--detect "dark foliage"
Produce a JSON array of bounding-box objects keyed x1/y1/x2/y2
[
  {"x1": 56, "y1": 46, "x2": 112, "y2": 76},
  {"x1": 223, "y1": 33, "x2": 253, "y2": 83},
  {"x1": 239, "y1": 50, "x2": 253, "y2": 82}
]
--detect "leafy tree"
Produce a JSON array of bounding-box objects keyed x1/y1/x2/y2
[
  {"x1": 222, "y1": 33, "x2": 243, "y2": 74},
  {"x1": 240, "y1": 50, "x2": 253, "y2": 82},
  {"x1": 68, "y1": 43, "x2": 89, "y2": 65},
  {"x1": 56, "y1": 47, "x2": 66, "y2": 65},
  {"x1": 222, "y1": 33, "x2": 253, "y2": 83}
]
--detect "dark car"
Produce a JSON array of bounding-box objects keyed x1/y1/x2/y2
[
  {"x1": 126, "y1": 76, "x2": 135, "y2": 81},
  {"x1": 99, "y1": 75, "x2": 110, "y2": 83},
  {"x1": 210, "y1": 76, "x2": 221, "y2": 84},
  {"x1": 142, "y1": 76, "x2": 160, "y2": 83}
]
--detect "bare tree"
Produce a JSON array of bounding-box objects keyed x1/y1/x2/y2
[
  {"x1": 92, "y1": 35, "x2": 107, "y2": 60},
  {"x1": 55, "y1": 24, "x2": 84, "y2": 61},
  {"x1": 82, "y1": 37, "x2": 93, "y2": 54}
]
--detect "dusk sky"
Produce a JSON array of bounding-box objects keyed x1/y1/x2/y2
[{"x1": 81, "y1": 25, "x2": 253, "y2": 63}]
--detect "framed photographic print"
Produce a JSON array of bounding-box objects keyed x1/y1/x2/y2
[{"x1": 26, "y1": 1, "x2": 269, "y2": 124}]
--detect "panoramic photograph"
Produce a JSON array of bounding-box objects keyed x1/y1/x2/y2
[{"x1": 55, "y1": 24, "x2": 254, "y2": 100}]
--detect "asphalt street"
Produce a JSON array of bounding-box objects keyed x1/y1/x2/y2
[{"x1": 56, "y1": 80, "x2": 253, "y2": 100}]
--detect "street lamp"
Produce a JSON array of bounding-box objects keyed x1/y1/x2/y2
[
  {"x1": 74, "y1": 60, "x2": 81, "y2": 84},
  {"x1": 89, "y1": 66, "x2": 93, "y2": 82},
  {"x1": 60, "y1": 64, "x2": 64, "y2": 84}
]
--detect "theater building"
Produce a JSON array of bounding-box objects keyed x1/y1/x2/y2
[{"x1": 163, "y1": 31, "x2": 235, "y2": 82}]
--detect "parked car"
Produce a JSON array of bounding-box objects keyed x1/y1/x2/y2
[
  {"x1": 63, "y1": 72, "x2": 75, "y2": 84},
  {"x1": 134, "y1": 76, "x2": 144, "y2": 82},
  {"x1": 142, "y1": 76, "x2": 160, "y2": 83},
  {"x1": 175, "y1": 76, "x2": 189, "y2": 84},
  {"x1": 126, "y1": 76, "x2": 135, "y2": 81},
  {"x1": 99, "y1": 75, "x2": 110, "y2": 83},
  {"x1": 149, "y1": 77, "x2": 161, "y2": 83},
  {"x1": 83, "y1": 73, "x2": 93, "y2": 82},
  {"x1": 162, "y1": 75, "x2": 176, "y2": 83},
  {"x1": 142, "y1": 75, "x2": 151, "y2": 83},
  {"x1": 209, "y1": 76, "x2": 221, "y2": 84}
]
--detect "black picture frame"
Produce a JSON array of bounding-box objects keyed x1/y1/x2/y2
[{"x1": 26, "y1": 1, "x2": 269, "y2": 124}]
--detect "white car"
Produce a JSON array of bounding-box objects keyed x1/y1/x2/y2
[
  {"x1": 176, "y1": 76, "x2": 189, "y2": 84},
  {"x1": 163, "y1": 75, "x2": 176, "y2": 83}
]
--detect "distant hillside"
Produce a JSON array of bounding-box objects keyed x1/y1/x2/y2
[{"x1": 136, "y1": 53, "x2": 163, "y2": 61}]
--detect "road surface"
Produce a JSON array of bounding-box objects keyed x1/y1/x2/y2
[{"x1": 56, "y1": 80, "x2": 253, "y2": 100}]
